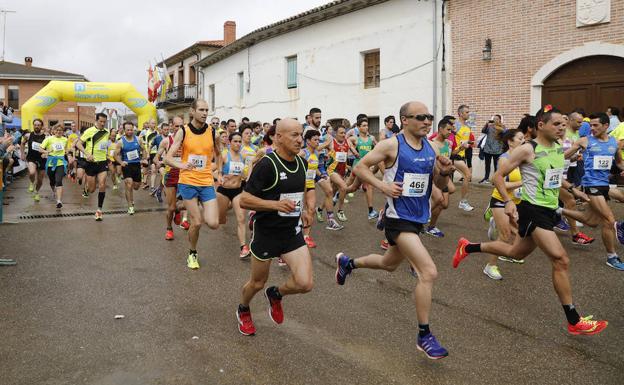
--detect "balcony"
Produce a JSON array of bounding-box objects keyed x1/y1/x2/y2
[{"x1": 156, "y1": 84, "x2": 197, "y2": 109}]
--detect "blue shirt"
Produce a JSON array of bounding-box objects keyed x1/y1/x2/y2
[
  {"x1": 581, "y1": 135, "x2": 617, "y2": 187},
  {"x1": 121, "y1": 136, "x2": 141, "y2": 163},
  {"x1": 579, "y1": 121, "x2": 591, "y2": 137}
]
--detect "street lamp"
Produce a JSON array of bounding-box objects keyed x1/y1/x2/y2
[{"x1": 482, "y1": 38, "x2": 492, "y2": 61}]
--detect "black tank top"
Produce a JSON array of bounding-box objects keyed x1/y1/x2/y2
[{"x1": 27, "y1": 132, "x2": 46, "y2": 159}]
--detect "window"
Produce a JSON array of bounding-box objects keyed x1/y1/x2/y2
[
  {"x1": 209, "y1": 84, "x2": 215, "y2": 112},
  {"x1": 0, "y1": 85, "x2": 5, "y2": 104},
  {"x1": 286, "y1": 56, "x2": 297, "y2": 89},
  {"x1": 363, "y1": 51, "x2": 380, "y2": 89},
  {"x1": 189, "y1": 66, "x2": 196, "y2": 85},
  {"x1": 8, "y1": 85, "x2": 19, "y2": 110},
  {"x1": 367, "y1": 116, "x2": 380, "y2": 137},
  {"x1": 238, "y1": 72, "x2": 244, "y2": 100}
]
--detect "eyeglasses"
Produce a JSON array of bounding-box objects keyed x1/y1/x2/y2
[
  {"x1": 173, "y1": 124, "x2": 183, "y2": 128},
  {"x1": 405, "y1": 114, "x2": 434, "y2": 121}
]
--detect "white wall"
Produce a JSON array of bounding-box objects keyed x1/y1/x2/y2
[{"x1": 199, "y1": 0, "x2": 441, "y2": 124}]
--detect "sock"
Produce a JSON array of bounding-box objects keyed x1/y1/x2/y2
[
  {"x1": 238, "y1": 304, "x2": 250, "y2": 313},
  {"x1": 78, "y1": 179, "x2": 82, "y2": 185},
  {"x1": 327, "y1": 211, "x2": 334, "y2": 220},
  {"x1": 465, "y1": 243, "x2": 481, "y2": 253},
  {"x1": 190, "y1": 249, "x2": 197, "y2": 255},
  {"x1": 267, "y1": 286, "x2": 282, "y2": 300},
  {"x1": 418, "y1": 324, "x2": 430, "y2": 337},
  {"x1": 555, "y1": 207, "x2": 563, "y2": 215},
  {"x1": 607, "y1": 253, "x2": 617, "y2": 259},
  {"x1": 368, "y1": 207, "x2": 373, "y2": 214},
  {"x1": 167, "y1": 226, "x2": 172, "y2": 230},
  {"x1": 97, "y1": 192, "x2": 105, "y2": 209},
  {"x1": 563, "y1": 304, "x2": 580, "y2": 325},
  {"x1": 348, "y1": 259, "x2": 357, "y2": 270}
]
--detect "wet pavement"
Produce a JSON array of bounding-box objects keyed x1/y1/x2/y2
[{"x1": 1, "y1": 175, "x2": 623, "y2": 385}]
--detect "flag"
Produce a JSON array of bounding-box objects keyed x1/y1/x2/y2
[
  {"x1": 158, "y1": 62, "x2": 172, "y2": 102},
  {"x1": 153, "y1": 66, "x2": 162, "y2": 102},
  {"x1": 147, "y1": 64, "x2": 156, "y2": 102}
]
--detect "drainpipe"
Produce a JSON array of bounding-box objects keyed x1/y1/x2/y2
[
  {"x1": 432, "y1": 0, "x2": 438, "y2": 123},
  {"x1": 440, "y1": 0, "x2": 447, "y2": 117}
]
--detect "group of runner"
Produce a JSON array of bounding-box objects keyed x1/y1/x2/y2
[{"x1": 18, "y1": 99, "x2": 620, "y2": 360}]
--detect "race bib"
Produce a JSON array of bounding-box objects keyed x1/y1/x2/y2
[
  {"x1": 31, "y1": 142, "x2": 42, "y2": 151},
  {"x1": 593, "y1": 155, "x2": 612, "y2": 170},
  {"x1": 543, "y1": 168, "x2": 563, "y2": 189},
  {"x1": 229, "y1": 161, "x2": 244, "y2": 176},
  {"x1": 335, "y1": 152, "x2": 347, "y2": 163},
  {"x1": 98, "y1": 141, "x2": 108, "y2": 151},
  {"x1": 306, "y1": 169, "x2": 316, "y2": 180},
  {"x1": 188, "y1": 154, "x2": 207, "y2": 170},
  {"x1": 278, "y1": 192, "x2": 304, "y2": 217},
  {"x1": 108, "y1": 148, "x2": 116, "y2": 157},
  {"x1": 513, "y1": 187, "x2": 523, "y2": 199},
  {"x1": 126, "y1": 149, "x2": 139, "y2": 161},
  {"x1": 402, "y1": 173, "x2": 429, "y2": 197},
  {"x1": 52, "y1": 142, "x2": 64, "y2": 152}
]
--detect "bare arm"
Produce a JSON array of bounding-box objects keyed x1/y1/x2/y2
[
  {"x1": 353, "y1": 138, "x2": 402, "y2": 198},
  {"x1": 492, "y1": 144, "x2": 532, "y2": 205},
  {"x1": 164, "y1": 129, "x2": 191, "y2": 170},
  {"x1": 431, "y1": 141, "x2": 453, "y2": 189},
  {"x1": 238, "y1": 190, "x2": 294, "y2": 213},
  {"x1": 564, "y1": 137, "x2": 587, "y2": 159}
]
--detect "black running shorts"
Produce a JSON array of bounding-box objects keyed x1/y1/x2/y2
[
  {"x1": 517, "y1": 201, "x2": 558, "y2": 238},
  {"x1": 122, "y1": 163, "x2": 142, "y2": 183},
  {"x1": 250, "y1": 225, "x2": 306, "y2": 261},
  {"x1": 85, "y1": 161, "x2": 109, "y2": 176},
  {"x1": 384, "y1": 217, "x2": 424, "y2": 246}
]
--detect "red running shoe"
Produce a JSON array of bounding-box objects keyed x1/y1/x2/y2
[
  {"x1": 572, "y1": 232, "x2": 594, "y2": 245},
  {"x1": 165, "y1": 229, "x2": 174, "y2": 240},
  {"x1": 173, "y1": 210, "x2": 181, "y2": 226},
  {"x1": 181, "y1": 219, "x2": 190, "y2": 230},
  {"x1": 236, "y1": 309, "x2": 256, "y2": 336},
  {"x1": 568, "y1": 315, "x2": 608, "y2": 335},
  {"x1": 453, "y1": 237, "x2": 471, "y2": 268},
  {"x1": 264, "y1": 287, "x2": 284, "y2": 324},
  {"x1": 304, "y1": 235, "x2": 317, "y2": 248},
  {"x1": 380, "y1": 239, "x2": 389, "y2": 250}
]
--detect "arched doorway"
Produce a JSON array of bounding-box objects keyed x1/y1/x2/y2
[{"x1": 541, "y1": 55, "x2": 624, "y2": 114}]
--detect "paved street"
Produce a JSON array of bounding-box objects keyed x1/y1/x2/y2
[{"x1": 1, "y1": 176, "x2": 623, "y2": 385}]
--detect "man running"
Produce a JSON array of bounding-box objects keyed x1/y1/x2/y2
[
  {"x1": 236, "y1": 118, "x2": 314, "y2": 336},
  {"x1": 347, "y1": 118, "x2": 379, "y2": 220},
  {"x1": 23, "y1": 118, "x2": 46, "y2": 202},
  {"x1": 453, "y1": 105, "x2": 474, "y2": 211},
  {"x1": 76, "y1": 113, "x2": 110, "y2": 220},
  {"x1": 453, "y1": 105, "x2": 608, "y2": 336},
  {"x1": 165, "y1": 100, "x2": 220, "y2": 269},
  {"x1": 335, "y1": 101, "x2": 454, "y2": 359},
  {"x1": 426, "y1": 118, "x2": 456, "y2": 237},
  {"x1": 115, "y1": 121, "x2": 147, "y2": 215}
]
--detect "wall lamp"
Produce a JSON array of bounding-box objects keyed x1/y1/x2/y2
[{"x1": 482, "y1": 38, "x2": 492, "y2": 61}]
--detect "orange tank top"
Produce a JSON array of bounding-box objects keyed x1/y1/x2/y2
[{"x1": 179, "y1": 123, "x2": 214, "y2": 186}]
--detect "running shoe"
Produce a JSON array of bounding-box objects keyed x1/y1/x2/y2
[
  {"x1": 426, "y1": 226, "x2": 444, "y2": 238},
  {"x1": 498, "y1": 256, "x2": 525, "y2": 264},
  {"x1": 567, "y1": 315, "x2": 608, "y2": 335},
  {"x1": 315, "y1": 207, "x2": 325, "y2": 223},
  {"x1": 368, "y1": 209, "x2": 379, "y2": 220},
  {"x1": 240, "y1": 245, "x2": 251, "y2": 259},
  {"x1": 376, "y1": 208, "x2": 385, "y2": 231},
  {"x1": 82, "y1": 190, "x2": 89, "y2": 198},
  {"x1": 452, "y1": 237, "x2": 471, "y2": 268},
  {"x1": 606, "y1": 256, "x2": 624, "y2": 271},
  {"x1": 181, "y1": 219, "x2": 190, "y2": 230},
  {"x1": 277, "y1": 257, "x2": 287, "y2": 267},
  {"x1": 483, "y1": 264, "x2": 502, "y2": 280},
  {"x1": 236, "y1": 308, "x2": 256, "y2": 336},
  {"x1": 33, "y1": 193, "x2": 40, "y2": 202},
  {"x1": 417, "y1": 333, "x2": 448, "y2": 359},
  {"x1": 615, "y1": 221, "x2": 624, "y2": 245},
  {"x1": 337, "y1": 210, "x2": 348, "y2": 222},
  {"x1": 458, "y1": 200, "x2": 474, "y2": 212},
  {"x1": 483, "y1": 207, "x2": 493, "y2": 222},
  {"x1": 165, "y1": 229, "x2": 174, "y2": 241},
  {"x1": 94, "y1": 210, "x2": 103, "y2": 221},
  {"x1": 56, "y1": 202, "x2": 63, "y2": 209},
  {"x1": 173, "y1": 210, "x2": 181, "y2": 225},
  {"x1": 347, "y1": 192, "x2": 355, "y2": 198},
  {"x1": 554, "y1": 218, "x2": 570, "y2": 232},
  {"x1": 335, "y1": 252, "x2": 352, "y2": 285},
  {"x1": 187, "y1": 251, "x2": 200, "y2": 269},
  {"x1": 332, "y1": 191, "x2": 339, "y2": 206},
  {"x1": 264, "y1": 287, "x2": 284, "y2": 324},
  {"x1": 325, "y1": 219, "x2": 344, "y2": 231},
  {"x1": 572, "y1": 232, "x2": 594, "y2": 245},
  {"x1": 487, "y1": 217, "x2": 498, "y2": 241},
  {"x1": 380, "y1": 239, "x2": 389, "y2": 250},
  {"x1": 28, "y1": 182, "x2": 34, "y2": 193},
  {"x1": 478, "y1": 179, "x2": 490, "y2": 185},
  {"x1": 128, "y1": 206, "x2": 135, "y2": 215},
  {"x1": 304, "y1": 235, "x2": 317, "y2": 248}
]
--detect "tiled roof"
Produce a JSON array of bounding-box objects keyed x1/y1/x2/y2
[{"x1": 0, "y1": 60, "x2": 87, "y2": 80}]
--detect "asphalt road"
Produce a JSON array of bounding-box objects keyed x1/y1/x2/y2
[{"x1": 1, "y1": 176, "x2": 623, "y2": 385}]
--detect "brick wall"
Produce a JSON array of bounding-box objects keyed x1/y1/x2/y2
[{"x1": 448, "y1": 0, "x2": 624, "y2": 129}]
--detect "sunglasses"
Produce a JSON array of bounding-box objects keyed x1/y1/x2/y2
[{"x1": 405, "y1": 114, "x2": 434, "y2": 121}]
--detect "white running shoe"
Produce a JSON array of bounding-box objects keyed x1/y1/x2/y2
[
  {"x1": 459, "y1": 200, "x2": 474, "y2": 212},
  {"x1": 483, "y1": 264, "x2": 503, "y2": 280}
]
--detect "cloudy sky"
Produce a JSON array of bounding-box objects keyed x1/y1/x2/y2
[{"x1": 3, "y1": 0, "x2": 329, "y2": 95}]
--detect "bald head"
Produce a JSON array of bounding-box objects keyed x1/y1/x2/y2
[
  {"x1": 276, "y1": 118, "x2": 302, "y2": 134},
  {"x1": 400, "y1": 101, "x2": 428, "y2": 119},
  {"x1": 275, "y1": 118, "x2": 303, "y2": 157},
  {"x1": 399, "y1": 101, "x2": 432, "y2": 138}
]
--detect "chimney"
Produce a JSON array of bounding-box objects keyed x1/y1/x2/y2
[
  {"x1": 224, "y1": 21, "x2": 236, "y2": 45},
  {"x1": 25, "y1": 57, "x2": 33, "y2": 67}
]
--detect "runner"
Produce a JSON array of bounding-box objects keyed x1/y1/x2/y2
[
  {"x1": 65, "y1": 122, "x2": 79, "y2": 182},
  {"x1": 114, "y1": 121, "x2": 147, "y2": 215},
  {"x1": 107, "y1": 128, "x2": 120, "y2": 191},
  {"x1": 22, "y1": 118, "x2": 46, "y2": 202},
  {"x1": 142, "y1": 118, "x2": 158, "y2": 191},
  {"x1": 564, "y1": 112, "x2": 624, "y2": 270},
  {"x1": 75, "y1": 113, "x2": 110, "y2": 220},
  {"x1": 73, "y1": 124, "x2": 89, "y2": 195},
  {"x1": 347, "y1": 118, "x2": 379, "y2": 220},
  {"x1": 453, "y1": 105, "x2": 609, "y2": 335},
  {"x1": 39, "y1": 123, "x2": 68, "y2": 208},
  {"x1": 236, "y1": 118, "x2": 314, "y2": 336},
  {"x1": 426, "y1": 118, "x2": 456, "y2": 237},
  {"x1": 322, "y1": 125, "x2": 352, "y2": 222},
  {"x1": 334, "y1": 101, "x2": 453, "y2": 359},
  {"x1": 453, "y1": 105, "x2": 475, "y2": 211},
  {"x1": 165, "y1": 100, "x2": 220, "y2": 270},
  {"x1": 216, "y1": 131, "x2": 250, "y2": 257}
]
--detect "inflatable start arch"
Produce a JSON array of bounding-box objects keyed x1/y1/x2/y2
[{"x1": 21, "y1": 81, "x2": 157, "y2": 131}]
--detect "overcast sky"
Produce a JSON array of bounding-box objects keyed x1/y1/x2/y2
[{"x1": 3, "y1": 0, "x2": 329, "y2": 96}]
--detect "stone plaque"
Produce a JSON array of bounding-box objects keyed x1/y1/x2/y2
[{"x1": 577, "y1": 0, "x2": 611, "y2": 27}]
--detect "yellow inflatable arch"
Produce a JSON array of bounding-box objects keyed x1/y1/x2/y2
[{"x1": 21, "y1": 81, "x2": 157, "y2": 132}]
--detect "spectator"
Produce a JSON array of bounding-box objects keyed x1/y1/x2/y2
[
  {"x1": 0, "y1": 101, "x2": 14, "y2": 137},
  {"x1": 479, "y1": 115, "x2": 504, "y2": 183},
  {"x1": 607, "y1": 106, "x2": 621, "y2": 133}
]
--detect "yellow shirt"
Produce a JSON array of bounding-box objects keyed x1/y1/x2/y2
[
  {"x1": 80, "y1": 126, "x2": 110, "y2": 162},
  {"x1": 455, "y1": 124, "x2": 471, "y2": 157},
  {"x1": 41, "y1": 136, "x2": 68, "y2": 166},
  {"x1": 609, "y1": 122, "x2": 624, "y2": 158},
  {"x1": 66, "y1": 133, "x2": 78, "y2": 152},
  {"x1": 491, "y1": 153, "x2": 522, "y2": 204}
]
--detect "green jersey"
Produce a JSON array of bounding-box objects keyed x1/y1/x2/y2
[
  {"x1": 80, "y1": 126, "x2": 110, "y2": 162},
  {"x1": 520, "y1": 140, "x2": 565, "y2": 209},
  {"x1": 41, "y1": 136, "x2": 68, "y2": 166}
]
